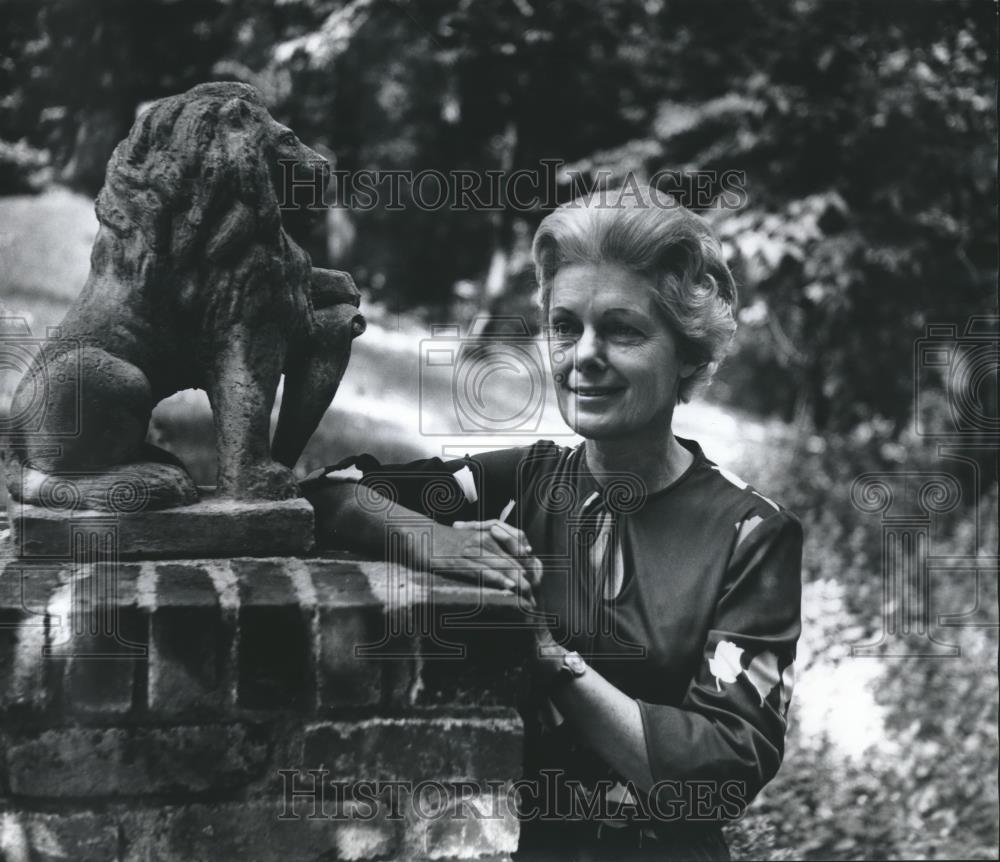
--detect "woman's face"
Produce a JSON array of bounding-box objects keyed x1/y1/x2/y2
[{"x1": 547, "y1": 262, "x2": 695, "y2": 442}]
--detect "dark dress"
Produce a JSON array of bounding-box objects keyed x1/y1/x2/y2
[{"x1": 304, "y1": 437, "x2": 802, "y2": 862}]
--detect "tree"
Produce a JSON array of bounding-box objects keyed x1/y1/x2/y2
[
  {"x1": 0, "y1": 0, "x2": 236, "y2": 195},
  {"x1": 3, "y1": 0, "x2": 994, "y2": 437},
  {"x1": 566, "y1": 0, "x2": 997, "y2": 434}
]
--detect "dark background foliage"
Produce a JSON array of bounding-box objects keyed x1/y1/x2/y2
[
  {"x1": 2, "y1": 0, "x2": 996, "y2": 434},
  {"x1": 0, "y1": 2, "x2": 997, "y2": 859}
]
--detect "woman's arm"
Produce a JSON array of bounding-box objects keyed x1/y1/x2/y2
[
  {"x1": 307, "y1": 480, "x2": 536, "y2": 596},
  {"x1": 634, "y1": 510, "x2": 802, "y2": 803},
  {"x1": 539, "y1": 641, "x2": 656, "y2": 792}
]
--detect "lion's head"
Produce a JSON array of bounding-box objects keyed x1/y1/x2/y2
[{"x1": 93, "y1": 82, "x2": 328, "y2": 332}]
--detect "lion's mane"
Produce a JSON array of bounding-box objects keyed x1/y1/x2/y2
[{"x1": 92, "y1": 81, "x2": 314, "y2": 335}]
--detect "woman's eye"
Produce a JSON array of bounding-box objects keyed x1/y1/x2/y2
[
  {"x1": 608, "y1": 323, "x2": 642, "y2": 338},
  {"x1": 549, "y1": 321, "x2": 578, "y2": 339}
]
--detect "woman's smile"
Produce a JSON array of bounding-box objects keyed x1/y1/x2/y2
[{"x1": 566, "y1": 382, "x2": 626, "y2": 398}]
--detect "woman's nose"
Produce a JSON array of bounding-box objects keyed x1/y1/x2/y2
[{"x1": 574, "y1": 326, "x2": 605, "y2": 367}]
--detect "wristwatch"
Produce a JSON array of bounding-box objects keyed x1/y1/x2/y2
[{"x1": 550, "y1": 650, "x2": 587, "y2": 693}]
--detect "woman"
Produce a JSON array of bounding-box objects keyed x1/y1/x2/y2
[{"x1": 304, "y1": 187, "x2": 802, "y2": 861}]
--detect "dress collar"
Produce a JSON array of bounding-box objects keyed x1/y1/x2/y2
[{"x1": 570, "y1": 436, "x2": 706, "y2": 514}]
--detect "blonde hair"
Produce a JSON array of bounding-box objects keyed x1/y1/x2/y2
[{"x1": 532, "y1": 186, "x2": 737, "y2": 402}]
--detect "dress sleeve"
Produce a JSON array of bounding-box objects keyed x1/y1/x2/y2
[
  {"x1": 636, "y1": 508, "x2": 803, "y2": 808},
  {"x1": 299, "y1": 445, "x2": 537, "y2": 525}
]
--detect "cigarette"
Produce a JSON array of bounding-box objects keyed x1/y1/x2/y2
[{"x1": 498, "y1": 498, "x2": 516, "y2": 523}]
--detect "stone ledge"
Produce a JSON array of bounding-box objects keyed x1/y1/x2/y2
[
  {"x1": 8, "y1": 495, "x2": 315, "y2": 559},
  {"x1": 2, "y1": 716, "x2": 524, "y2": 800},
  {"x1": 5, "y1": 724, "x2": 270, "y2": 798},
  {"x1": 302, "y1": 716, "x2": 524, "y2": 782}
]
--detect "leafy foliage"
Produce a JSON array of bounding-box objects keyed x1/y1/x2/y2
[
  {"x1": 572, "y1": 0, "x2": 998, "y2": 433},
  {"x1": 2, "y1": 0, "x2": 994, "y2": 435},
  {"x1": 724, "y1": 431, "x2": 999, "y2": 861}
]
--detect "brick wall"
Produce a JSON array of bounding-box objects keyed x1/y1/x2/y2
[{"x1": 0, "y1": 541, "x2": 531, "y2": 861}]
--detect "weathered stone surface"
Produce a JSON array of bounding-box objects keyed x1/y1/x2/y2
[
  {"x1": 302, "y1": 715, "x2": 524, "y2": 783},
  {"x1": 0, "y1": 543, "x2": 532, "y2": 861},
  {"x1": 57, "y1": 614, "x2": 149, "y2": 716},
  {"x1": 0, "y1": 547, "x2": 534, "y2": 718},
  {"x1": 309, "y1": 560, "x2": 388, "y2": 709},
  {"x1": 234, "y1": 558, "x2": 315, "y2": 711},
  {"x1": 150, "y1": 564, "x2": 234, "y2": 715},
  {"x1": 118, "y1": 800, "x2": 400, "y2": 862},
  {"x1": 5, "y1": 724, "x2": 269, "y2": 797},
  {"x1": 9, "y1": 495, "x2": 315, "y2": 558},
  {"x1": 0, "y1": 810, "x2": 119, "y2": 862},
  {"x1": 413, "y1": 626, "x2": 532, "y2": 709},
  {"x1": 3, "y1": 81, "x2": 364, "y2": 523},
  {"x1": 403, "y1": 782, "x2": 520, "y2": 861}
]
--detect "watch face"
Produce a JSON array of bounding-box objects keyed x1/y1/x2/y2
[{"x1": 564, "y1": 651, "x2": 587, "y2": 677}]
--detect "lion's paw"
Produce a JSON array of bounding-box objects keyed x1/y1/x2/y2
[{"x1": 224, "y1": 461, "x2": 300, "y2": 501}]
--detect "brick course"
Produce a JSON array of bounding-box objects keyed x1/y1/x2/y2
[{"x1": 0, "y1": 543, "x2": 525, "y2": 860}]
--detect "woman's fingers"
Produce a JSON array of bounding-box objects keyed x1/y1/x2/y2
[
  {"x1": 450, "y1": 555, "x2": 532, "y2": 596},
  {"x1": 437, "y1": 524, "x2": 538, "y2": 597},
  {"x1": 479, "y1": 551, "x2": 533, "y2": 596},
  {"x1": 465, "y1": 546, "x2": 534, "y2": 597},
  {"x1": 481, "y1": 533, "x2": 537, "y2": 596},
  {"x1": 451, "y1": 519, "x2": 533, "y2": 558},
  {"x1": 489, "y1": 522, "x2": 533, "y2": 557},
  {"x1": 522, "y1": 554, "x2": 544, "y2": 592},
  {"x1": 472, "y1": 565, "x2": 516, "y2": 592}
]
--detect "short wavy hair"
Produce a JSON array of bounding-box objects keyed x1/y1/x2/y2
[{"x1": 532, "y1": 186, "x2": 737, "y2": 403}]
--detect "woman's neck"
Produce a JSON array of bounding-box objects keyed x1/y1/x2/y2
[{"x1": 583, "y1": 430, "x2": 694, "y2": 495}]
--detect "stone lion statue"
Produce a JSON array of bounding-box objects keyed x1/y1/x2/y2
[{"x1": 5, "y1": 82, "x2": 365, "y2": 511}]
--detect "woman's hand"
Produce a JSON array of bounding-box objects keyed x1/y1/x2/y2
[
  {"x1": 308, "y1": 481, "x2": 541, "y2": 598},
  {"x1": 433, "y1": 520, "x2": 540, "y2": 599},
  {"x1": 450, "y1": 521, "x2": 568, "y2": 681},
  {"x1": 452, "y1": 518, "x2": 533, "y2": 559}
]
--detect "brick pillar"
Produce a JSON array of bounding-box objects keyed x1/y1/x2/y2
[{"x1": 0, "y1": 544, "x2": 528, "y2": 861}]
